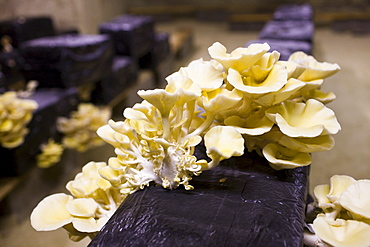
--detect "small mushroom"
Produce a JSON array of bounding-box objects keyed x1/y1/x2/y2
[
  {"x1": 288, "y1": 51, "x2": 341, "y2": 81},
  {"x1": 203, "y1": 126, "x2": 244, "y2": 170},
  {"x1": 262, "y1": 143, "x2": 311, "y2": 170}
]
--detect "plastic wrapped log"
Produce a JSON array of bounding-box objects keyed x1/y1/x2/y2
[
  {"x1": 99, "y1": 15, "x2": 155, "y2": 59},
  {"x1": 273, "y1": 4, "x2": 314, "y2": 21},
  {"x1": 91, "y1": 56, "x2": 138, "y2": 105},
  {"x1": 20, "y1": 34, "x2": 114, "y2": 88},
  {"x1": 89, "y1": 147, "x2": 309, "y2": 247},
  {"x1": 259, "y1": 20, "x2": 314, "y2": 43},
  {"x1": 0, "y1": 47, "x2": 26, "y2": 90},
  {"x1": 139, "y1": 32, "x2": 171, "y2": 69},
  {"x1": 245, "y1": 39, "x2": 312, "y2": 61},
  {"x1": 0, "y1": 16, "x2": 55, "y2": 48}
]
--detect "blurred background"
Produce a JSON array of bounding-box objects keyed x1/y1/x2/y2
[{"x1": 1, "y1": 0, "x2": 370, "y2": 246}]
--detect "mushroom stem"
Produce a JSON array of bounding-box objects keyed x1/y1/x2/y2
[
  {"x1": 182, "y1": 111, "x2": 216, "y2": 142},
  {"x1": 303, "y1": 230, "x2": 328, "y2": 247}
]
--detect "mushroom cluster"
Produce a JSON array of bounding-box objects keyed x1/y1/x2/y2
[
  {"x1": 0, "y1": 91, "x2": 38, "y2": 148},
  {"x1": 31, "y1": 42, "x2": 341, "y2": 240},
  {"x1": 31, "y1": 161, "x2": 123, "y2": 241},
  {"x1": 208, "y1": 43, "x2": 340, "y2": 170},
  {"x1": 36, "y1": 139, "x2": 64, "y2": 168},
  {"x1": 304, "y1": 175, "x2": 370, "y2": 247},
  {"x1": 56, "y1": 103, "x2": 111, "y2": 152}
]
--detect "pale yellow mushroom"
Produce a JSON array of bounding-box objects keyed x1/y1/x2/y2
[
  {"x1": 265, "y1": 99, "x2": 341, "y2": 138},
  {"x1": 254, "y1": 78, "x2": 305, "y2": 107},
  {"x1": 227, "y1": 65, "x2": 288, "y2": 95},
  {"x1": 0, "y1": 91, "x2": 38, "y2": 148},
  {"x1": 72, "y1": 217, "x2": 109, "y2": 233},
  {"x1": 313, "y1": 217, "x2": 370, "y2": 247},
  {"x1": 66, "y1": 198, "x2": 98, "y2": 218},
  {"x1": 262, "y1": 143, "x2": 311, "y2": 170},
  {"x1": 37, "y1": 139, "x2": 64, "y2": 168},
  {"x1": 57, "y1": 103, "x2": 111, "y2": 152},
  {"x1": 288, "y1": 51, "x2": 341, "y2": 81},
  {"x1": 313, "y1": 184, "x2": 334, "y2": 211},
  {"x1": 30, "y1": 193, "x2": 73, "y2": 231},
  {"x1": 203, "y1": 126, "x2": 244, "y2": 170},
  {"x1": 327, "y1": 175, "x2": 357, "y2": 203},
  {"x1": 340, "y1": 180, "x2": 370, "y2": 220},
  {"x1": 166, "y1": 58, "x2": 224, "y2": 92},
  {"x1": 278, "y1": 134, "x2": 335, "y2": 153},
  {"x1": 208, "y1": 42, "x2": 270, "y2": 72}
]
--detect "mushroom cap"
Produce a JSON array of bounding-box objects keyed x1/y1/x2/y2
[
  {"x1": 313, "y1": 217, "x2": 370, "y2": 247},
  {"x1": 30, "y1": 193, "x2": 73, "y2": 231},
  {"x1": 340, "y1": 180, "x2": 370, "y2": 219}
]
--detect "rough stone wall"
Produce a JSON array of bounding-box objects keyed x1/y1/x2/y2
[
  {"x1": 126, "y1": 0, "x2": 369, "y2": 5},
  {"x1": 0, "y1": 0, "x2": 128, "y2": 34},
  {"x1": 74, "y1": 0, "x2": 128, "y2": 34},
  {"x1": 1, "y1": 0, "x2": 368, "y2": 33}
]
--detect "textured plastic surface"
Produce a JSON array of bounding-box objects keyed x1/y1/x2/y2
[
  {"x1": 246, "y1": 39, "x2": 312, "y2": 61},
  {"x1": 0, "y1": 88, "x2": 79, "y2": 177},
  {"x1": 91, "y1": 56, "x2": 138, "y2": 105},
  {"x1": 0, "y1": 71, "x2": 5, "y2": 92},
  {"x1": 273, "y1": 4, "x2": 314, "y2": 21},
  {"x1": 89, "y1": 147, "x2": 309, "y2": 247},
  {"x1": 0, "y1": 16, "x2": 55, "y2": 48},
  {"x1": 0, "y1": 48, "x2": 26, "y2": 90},
  {"x1": 20, "y1": 34, "x2": 114, "y2": 88},
  {"x1": 259, "y1": 20, "x2": 314, "y2": 43},
  {"x1": 99, "y1": 15, "x2": 155, "y2": 59},
  {"x1": 139, "y1": 32, "x2": 171, "y2": 69}
]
